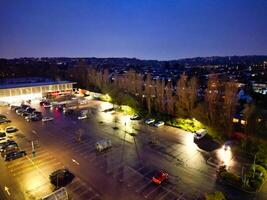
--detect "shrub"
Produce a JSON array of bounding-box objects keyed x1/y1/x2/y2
[
  {"x1": 243, "y1": 164, "x2": 266, "y2": 191},
  {"x1": 220, "y1": 171, "x2": 241, "y2": 185},
  {"x1": 256, "y1": 150, "x2": 267, "y2": 170},
  {"x1": 253, "y1": 164, "x2": 266, "y2": 179},
  {"x1": 166, "y1": 118, "x2": 205, "y2": 132},
  {"x1": 249, "y1": 179, "x2": 263, "y2": 191}
]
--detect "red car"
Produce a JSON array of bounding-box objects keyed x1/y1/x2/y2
[{"x1": 152, "y1": 171, "x2": 168, "y2": 184}]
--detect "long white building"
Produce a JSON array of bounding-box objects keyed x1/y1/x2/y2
[{"x1": 0, "y1": 80, "x2": 76, "y2": 103}]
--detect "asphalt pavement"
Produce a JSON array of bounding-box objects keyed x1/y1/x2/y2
[{"x1": 0, "y1": 100, "x2": 264, "y2": 200}]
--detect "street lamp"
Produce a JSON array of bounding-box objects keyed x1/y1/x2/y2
[{"x1": 217, "y1": 144, "x2": 232, "y2": 168}]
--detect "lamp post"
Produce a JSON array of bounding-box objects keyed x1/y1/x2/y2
[{"x1": 31, "y1": 141, "x2": 35, "y2": 157}]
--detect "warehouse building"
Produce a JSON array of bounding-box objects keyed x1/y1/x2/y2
[{"x1": 0, "y1": 78, "x2": 76, "y2": 104}]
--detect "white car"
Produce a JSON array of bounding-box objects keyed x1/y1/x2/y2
[
  {"x1": 43, "y1": 104, "x2": 52, "y2": 108},
  {"x1": 194, "y1": 129, "x2": 207, "y2": 140},
  {"x1": 145, "y1": 118, "x2": 155, "y2": 125},
  {"x1": 95, "y1": 139, "x2": 112, "y2": 152},
  {"x1": 154, "y1": 121, "x2": 165, "y2": 127},
  {"x1": 78, "y1": 115, "x2": 88, "y2": 120},
  {"x1": 42, "y1": 117, "x2": 54, "y2": 122},
  {"x1": 5, "y1": 126, "x2": 18, "y2": 133}
]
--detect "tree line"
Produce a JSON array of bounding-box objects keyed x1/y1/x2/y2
[
  {"x1": 71, "y1": 65, "x2": 236, "y2": 136},
  {"x1": 68, "y1": 64, "x2": 266, "y2": 139}
]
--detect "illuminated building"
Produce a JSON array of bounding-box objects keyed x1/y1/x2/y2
[{"x1": 0, "y1": 78, "x2": 76, "y2": 103}]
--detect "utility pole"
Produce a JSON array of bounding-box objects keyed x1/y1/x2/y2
[
  {"x1": 31, "y1": 141, "x2": 35, "y2": 157},
  {"x1": 253, "y1": 154, "x2": 256, "y2": 178},
  {"x1": 120, "y1": 122, "x2": 127, "y2": 163}
]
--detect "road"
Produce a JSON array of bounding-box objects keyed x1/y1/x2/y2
[{"x1": 0, "y1": 100, "x2": 263, "y2": 200}]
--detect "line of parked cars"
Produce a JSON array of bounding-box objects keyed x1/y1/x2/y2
[
  {"x1": 10, "y1": 104, "x2": 43, "y2": 122},
  {"x1": 0, "y1": 124, "x2": 26, "y2": 161},
  {"x1": 0, "y1": 114, "x2": 11, "y2": 124},
  {"x1": 144, "y1": 118, "x2": 165, "y2": 127}
]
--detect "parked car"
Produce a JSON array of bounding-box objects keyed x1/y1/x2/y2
[
  {"x1": 0, "y1": 119, "x2": 11, "y2": 124},
  {"x1": 32, "y1": 111, "x2": 42, "y2": 116},
  {"x1": 130, "y1": 114, "x2": 141, "y2": 120},
  {"x1": 42, "y1": 117, "x2": 54, "y2": 122},
  {"x1": 0, "y1": 140, "x2": 17, "y2": 150},
  {"x1": 4, "y1": 151, "x2": 26, "y2": 161},
  {"x1": 49, "y1": 169, "x2": 75, "y2": 188},
  {"x1": 10, "y1": 105, "x2": 19, "y2": 111},
  {"x1": 55, "y1": 106, "x2": 64, "y2": 112},
  {"x1": 25, "y1": 107, "x2": 36, "y2": 113},
  {"x1": 5, "y1": 126, "x2": 18, "y2": 133},
  {"x1": 0, "y1": 114, "x2": 6, "y2": 119},
  {"x1": 95, "y1": 139, "x2": 112, "y2": 152},
  {"x1": 78, "y1": 115, "x2": 88, "y2": 120},
  {"x1": 21, "y1": 112, "x2": 31, "y2": 117},
  {"x1": 154, "y1": 121, "x2": 165, "y2": 127},
  {"x1": 14, "y1": 106, "x2": 22, "y2": 111},
  {"x1": 16, "y1": 109, "x2": 24, "y2": 115},
  {"x1": 1, "y1": 145, "x2": 19, "y2": 157},
  {"x1": 43, "y1": 102, "x2": 52, "y2": 108},
  {"x1": 152, "y1": 171, "x2": 168, "y2": 184},
  {"x1": 194, "y1": 129, "x2": 207, "y2": 140},
  {"x1": 144, "y1": 118, "x2": 155, "y2": 125},
  {"x1": 63, "y1": 108, "x2": 74, "y2": 115},
  {"x1": 27, "y1": 115, "x2": 42, "y2": 122},
  {"x1": 0, "y1": 130, "x2": 6, "y2": 138},
  {"x1": 20, "y1": 104, "x2": 30, "y2": 110}
]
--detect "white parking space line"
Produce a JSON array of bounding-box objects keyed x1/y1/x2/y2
[
  {"x1": 12, "y1": 158, "x2": 60, "y2": 176},
  {"x1": 32, "y1": 154, "x2": 55, "y2": 162},
  {"x1": 7, "y1": 158, "x2": 32, "y2": 169},
  {"x1": 144, "y1": 185, "x2": 161, "y2": 198},
  {"x1": 24, "y1": 181, "x2": 52, "y2": 199},
  {"x1": 106, "y1": 162, "x2": 124, "y2": 174},
  {"x1": 73, "y1": 188, "x2": 94, "y2": 199},
  {"x1": 158, "y1": 189, "x2": 170, "y2": 200},
  {"x1": 9, "y1": 156, "x2": 56, "y2": 173},
  {"x1": 127, "y1": 168, "x2": 152, "y2": 187},
  {"x1": 135, "y1": 180, "x2": 153, "y2": 193},
  {"x1": 29, "y1": 151, "x2": 51, "y2": 158},
  {"x1": 71, "y1": 143, "x2": 93, "y2": 152},
  {"x1": 72, "y1": 158, "x2": 80, "y2": 165}
]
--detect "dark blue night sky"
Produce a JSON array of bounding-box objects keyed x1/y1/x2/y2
[{"x1": 0, "y1": 0, "x2": 266, "y2": 60}]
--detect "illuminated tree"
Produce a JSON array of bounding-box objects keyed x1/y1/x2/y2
[
  {"x1": 222, "y1": 81, "x2": 239, "y2": 136},
  {"x1": 165, "y1": 80, "x2": 175, "y2": 115},
  {"x1": 176, "y1": 73, "x2": 189, "y2": 116},
  {"x1": 144, "y1": 73, "x2": 152, "y2": 114},
  {"x1": 205, "y1": 74, "x2": 221, "y2": 127}
]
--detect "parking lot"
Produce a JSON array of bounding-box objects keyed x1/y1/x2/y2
[{"x1": 0, "y1": 98, "x2": 229, "y2": 200}]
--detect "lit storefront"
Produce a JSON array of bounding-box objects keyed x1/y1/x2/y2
[{"x1": 0, "y1": 81, "x2": 76, "y2": 104}]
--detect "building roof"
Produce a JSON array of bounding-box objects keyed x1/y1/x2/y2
[{"x1": 0, "y1": 81, "x2": 76, "y2": 89}]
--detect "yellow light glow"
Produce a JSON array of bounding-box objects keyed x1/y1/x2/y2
[
  {"x1": 0, "y1": 93, "x2": 42, "y2": 104},
  {"x1": 121, "y1": 115, "x2": 130, "y2": 125},
  {"x1": 232, "y1": 118, "x2": 239, "y2": 123},
  {"x1": 240, "y1": 120, "x2": 247, "y2": 125},
  {"x1": 217, "y1": 145, "x2": 233, "y2": 167},
  {"x1": 100, "y1": 102, "x2": 113, "y2": 110}
]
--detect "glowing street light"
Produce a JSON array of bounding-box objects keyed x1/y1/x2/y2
[{"x1": 217, "y1": 144, "x2": 233, "y2": 167}]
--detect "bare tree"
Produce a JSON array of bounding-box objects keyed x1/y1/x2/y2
[
  {"x1": 144, "y1": 74, "x2": 152, "y2": 114},
  {"x1": 176, "y1": 73, "x2": 188, "y2": 116},
  {"x1": 187, "y1": 77, "x2": 199, "y2": 115},
  {"x1": 243, "y1": 103, "x2": 256, "y2": 136},
  {"x1": 205, "y1": 74, "x2": 221, "y2": 127},
  {"x1": 165, "y1": 80, "x2": 175, "y2": 115},
  {"x1": 223, "y1": 81, "x2": 239, "y2": 136}
]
